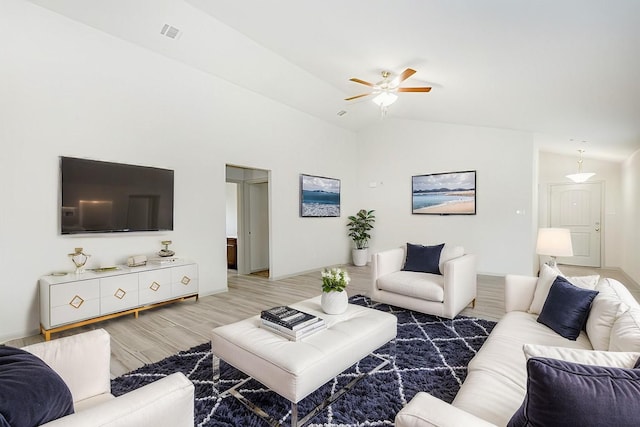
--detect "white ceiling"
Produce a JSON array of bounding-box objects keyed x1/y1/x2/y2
[{"x1": 28, "y1": 0, "x2": 640, "y2": 160}]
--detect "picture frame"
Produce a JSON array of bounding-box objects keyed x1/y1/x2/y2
[
  {"x1": 412, "y1": 170, "x2": 476, "y2": 215},
  {"x1": 300, "y1": 174, "x2": 341, "y2": 217}
]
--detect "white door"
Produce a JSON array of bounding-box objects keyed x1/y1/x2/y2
[
  {"x1": 249, "y1": 182, "x2": 269, "y2": 273},
  {"x1": 549, "y1": 182, "x2": 602, "y2": 267}
]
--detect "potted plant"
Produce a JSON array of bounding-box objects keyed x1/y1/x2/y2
[
  {"x1": 347, "y1": 209, "x2": 376, "y2": 266},
  {"x1": 320, "y1": 267, "x2": 350, "y2": 314}
]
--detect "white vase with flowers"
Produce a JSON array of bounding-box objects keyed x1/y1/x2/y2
[{"x1": 320, "y1": 267, "x2": 350, "y2": 314}]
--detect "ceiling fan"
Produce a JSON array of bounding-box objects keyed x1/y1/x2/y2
[{"x1": 345, "y1": 68, "x2": 432, "y2": 111}]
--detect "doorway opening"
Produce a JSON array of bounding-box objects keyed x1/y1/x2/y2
[{"x1": 225, "y1": 165, "x2": 271, "y2": 279}]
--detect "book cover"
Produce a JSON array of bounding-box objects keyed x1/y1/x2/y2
[{"x1": 261, "y1": 306, "x2": 317, "y2": 330}]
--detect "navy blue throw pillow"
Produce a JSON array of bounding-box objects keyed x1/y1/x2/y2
[
  {"x1": 537, "y1": 276, "x2": 598, "y2": 340},
  {"x1": 508, "y1": 357, "x2": 640, "y2": 427},
  {"x1": 402, "y1": 243, "x2": 445, "y2": 275},
  {"x1": 0, "y1": 346, "x2": 74, "y2": 427}
]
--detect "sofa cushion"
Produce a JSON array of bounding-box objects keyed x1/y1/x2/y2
[
  {"x1": 403, "y1": 243, "x2": 444, "y2": 274},
  {"x1": 537, "y1": 276, "x2": 598, "y2": 340},
  {"x1": 528, "y1": 264, "x2": 599, "y2": 314},
  {"x1": 452, "y1": 369, "x2": 526, "y2": 427},
  {"x1": 586, "y1": 284, "x2": 629, "y2": 350},
  {"x1": 596, "y1": 277, "x2": 638, "y2": 307},
  {"x1": 377, "y1": 271, "x2": 444, "y2": 302},
  {"x1": 468, "y1": 312, "x2": 592, "y2": 381},
  {"x1": 508, "y1": 357, "x2": 640, "y2": 427},
  {"x1": 522, "y1": 344, "x2": 640, "y2": 368},
  {"x1": 439, "y1": 244, "x2": 464, "y2": 273},
  {"x1": 0, "y1": 346, "x2": 74, "y2": 427},
  {"x1": 609, "y1": 307, "x2": 640, "y2": 352},
  {"x1": 528, "y1": 264, "x2": 560, "y2": 314}
]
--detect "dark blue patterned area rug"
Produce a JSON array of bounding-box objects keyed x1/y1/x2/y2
[{"x1": 111, "y1": 295, "x2": 496, "y2": 426}]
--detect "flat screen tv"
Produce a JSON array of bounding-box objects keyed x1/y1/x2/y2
[{"x1": 60, "y1": 157, "x2": 174, "y2": 234}]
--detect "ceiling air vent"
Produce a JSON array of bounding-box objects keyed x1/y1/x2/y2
[{"x1": 160, "y1": 24, "x2": 181, "y2": 39}]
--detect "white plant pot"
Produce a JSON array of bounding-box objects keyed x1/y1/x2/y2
[
  {"x1": 321, "y1": 290, "x2": 348, "y2": 315},
  {"x1": 352, "y1": 248, "x2": 368, "y2": 266}
]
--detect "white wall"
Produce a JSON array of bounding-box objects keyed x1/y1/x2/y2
[
  {"x1": 0, "y1": 0, "x2": 356, "y2": 341},
  {"x1": 622, "y1": 149, "x2": 640, "y2": 283},
  {"x1": 225, "y1": 183, "x2": 238, "y2": 237},
  {"x1": 356, "y1": 119, "x2": 536, "y2": 276},
  {"x1": 537, "y1": 151, "x2": 623, "y2": 268}
]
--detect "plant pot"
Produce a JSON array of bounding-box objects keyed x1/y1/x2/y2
[
  {"x1": 352, "y1": 248, "x2": 368, "y2": 266},
  {"x1": 321, "y1": 290, "x2": 348, "y2": 314}
]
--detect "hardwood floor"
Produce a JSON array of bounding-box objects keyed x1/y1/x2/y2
[{"x1": 6, "y1": 263, "x2": 638, "y2": 378}]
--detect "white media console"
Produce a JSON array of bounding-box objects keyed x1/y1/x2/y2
[{"x1": 39, "y1": 260, "x2": 198, "y2": 340}]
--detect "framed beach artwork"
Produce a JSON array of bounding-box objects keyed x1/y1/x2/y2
[
  {"x1": 300, "y1": 174, "x2": 341, "y2": 217},
  {"x1": 412, "y1": 170, "x2": 476, "y2": 215}
]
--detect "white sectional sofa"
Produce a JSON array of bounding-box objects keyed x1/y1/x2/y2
[
  {"x1": 21, "y1": 329, "x2": 195, "y2": 427},
  {"x1": 371, "y1": 245, "x2": 476, "y2": 319},
  {"x1": 395, "y1": 271, "x2": 640, "y2": 427}
]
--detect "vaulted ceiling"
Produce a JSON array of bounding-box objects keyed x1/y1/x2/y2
[{"x1": 29, "y1": 0, "x2": 640, "y2": 160}]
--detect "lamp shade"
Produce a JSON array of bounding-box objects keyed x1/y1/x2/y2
[
  {"x1": 536, "y1": 228, "x2": 574, "y2": 257},
  {"x1": 372, "y1": 92, "x2": 398, "y2": 107},
  {"x1": 566, "y1": 172, "x2": 596, "y2": 183}
]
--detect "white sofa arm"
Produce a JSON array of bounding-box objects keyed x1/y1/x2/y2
[
  {"x1": 371, "y1": 247, "x2": 405, "y2": 287},
  {"x1": 42, "y1": 372, "x2": 195, "y2": 427},
  {"x1": 442, "y1": 254, "x2": 477, "y2": 319},
  {"x1": 504, "y1": 274, "x2": 538, "y2": 313},
  {"x1": 395, "y1": 392, "x2": 497, "y2": 427},
  {"x1": 23, "y1": 329, "x2": 111, "y2": 403}
]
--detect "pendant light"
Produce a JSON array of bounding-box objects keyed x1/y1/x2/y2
[{"x1": 566, "y1": 149, "x2": 595, "y2": 183}]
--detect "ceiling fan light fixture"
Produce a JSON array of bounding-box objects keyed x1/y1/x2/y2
[{"x1": 372, "y1": 92, "x2": 398, "y2": 107}]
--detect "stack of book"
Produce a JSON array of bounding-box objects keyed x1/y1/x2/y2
[{"x1": 260, "y1": 306, "x2": 326, "y2": 341}]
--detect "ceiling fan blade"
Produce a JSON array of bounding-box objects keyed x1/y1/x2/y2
[
  {"x1": 397, "y1": 87, "x2": 432, "y2": 93},
  {"x1": 398, "y1": 68, "x2": 417, "y2": 83},
  {"x1": 349, "y1": 77, "x2": 375, "y2": 87},
  {"x1": 345, "y1": 93, "x2": 372, "y2": 101}
]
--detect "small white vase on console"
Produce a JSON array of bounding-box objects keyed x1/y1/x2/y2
[{"x1": 321, "y1": 290, "x2": 348, "y2": 314}]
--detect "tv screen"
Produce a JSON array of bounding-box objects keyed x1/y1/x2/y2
[{"x1": 60, "y1": 157, "x2": 174, "y2": 234}]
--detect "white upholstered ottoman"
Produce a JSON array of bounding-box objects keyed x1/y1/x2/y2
[{"x1": 211, "y1": 295, "x2": 397, "y2": 426}]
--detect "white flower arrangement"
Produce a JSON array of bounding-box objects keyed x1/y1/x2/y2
[{"x1": 321, "y1": 267, "x2": 350, "y2": 293}]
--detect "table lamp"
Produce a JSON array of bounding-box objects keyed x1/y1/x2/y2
[{"x1": 536, "y1": 228, "x2": 574, "y2": 268}]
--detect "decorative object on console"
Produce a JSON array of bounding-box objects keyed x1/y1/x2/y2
[
  {"x1": 347, "y1": 209, "x2": 376, "y2": 266},
  {"x1": 566, "y1": 147, "x2": 596, "y2": 183},
  {"x1": 535, "y1": 227, "x2": 573, "y2": 268},
  {"x1": 320, "y1": 267, "x2": 350, "y2": 314},
  {"x1": 300, "y1": 174, "x2": 341, "y2": 217},
  {"x1": 127, "y1": 255, "x2": 147, "y2": 267},
  {"x1": 158, "y1": 240, "x2": 175, "y2": 257},
  {"x1": 412, "y1": 171, "x2": 476, "y2": 215},
  {"x1": 68, "y1": 247, "x2": 90, "y2": 274}
]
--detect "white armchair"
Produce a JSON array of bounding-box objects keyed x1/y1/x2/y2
[
  {"x1": 22, "y1": 329, "x2": 194, "y2": 427},
  {"x1": 370, "y1": 245, "x2": 477, "y2": 318}
]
